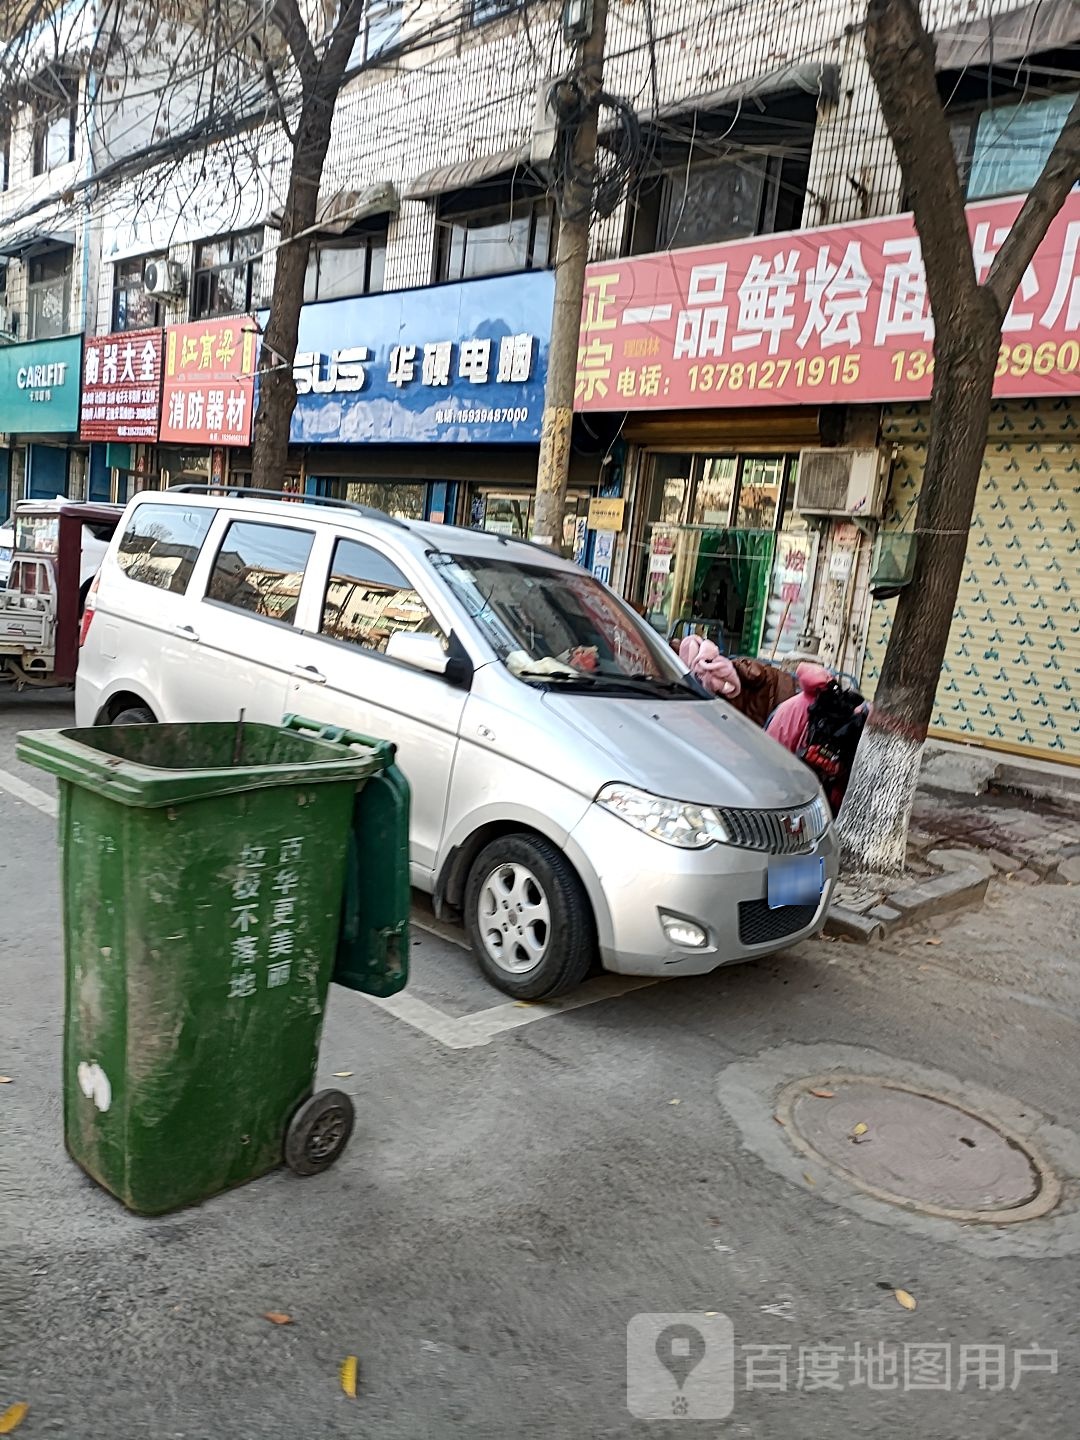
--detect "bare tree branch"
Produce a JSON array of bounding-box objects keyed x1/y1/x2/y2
[
  {"x1": 987, "y1": 91, "x2": 1080, "y2": 308},
  {"x1": 864, "y1": 0, "x2": 980, "y2": 319}
]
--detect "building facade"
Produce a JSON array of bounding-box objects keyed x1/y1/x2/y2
[{"x1": 0, "y1": 0, "x2": 1076, "y2": 759}]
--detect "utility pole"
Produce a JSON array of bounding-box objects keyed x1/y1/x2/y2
[{"x1": 532, "y1": 0, "x2": 609, "y2": 551}]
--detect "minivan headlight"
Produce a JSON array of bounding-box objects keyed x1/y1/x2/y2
[{"x1": 596, "y1": 783, "x2": 733, "y2": 849}]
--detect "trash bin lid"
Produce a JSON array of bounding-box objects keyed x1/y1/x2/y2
[{"x1": 17, "y1": 721, "x2": 386, "y2": 808}]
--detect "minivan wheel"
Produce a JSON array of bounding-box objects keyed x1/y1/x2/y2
[
  {"x1": 464, "y1": 834, "x2": 595, "y2": 999},
  {"x1": 112, "y1": 706, "x2": 156, "y2": 726}
]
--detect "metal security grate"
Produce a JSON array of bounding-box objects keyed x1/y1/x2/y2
[
  {"x1": 714, "y1": 797, "x2": 830, "y2": 856},
  {"x1": 738, "y1": 899, "x2": 819, "y2": 947}
]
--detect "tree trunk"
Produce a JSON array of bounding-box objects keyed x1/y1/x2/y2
[
  {"x1": 836, "y1": 293, "x2": 1000, "y2": 872},
  {"x1": 250, "y1": 0, "x2": 366, "y2": 490},
  {"x1": 836, "y1": 0, "x2": 1080, "y2": 875},
  {"x1": 249, "y1": 109, "x2": 329, "y2": 490}
]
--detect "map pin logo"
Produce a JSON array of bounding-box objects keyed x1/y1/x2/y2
[{"x1": 655, "y1": 1322, "x2": 706, "y2": 1391}]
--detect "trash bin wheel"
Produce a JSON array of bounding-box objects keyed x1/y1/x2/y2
[{"x1": 284, "y1": 1089, "x2": 355, "y2": 1176}]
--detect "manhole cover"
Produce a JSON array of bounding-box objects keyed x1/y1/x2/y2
[{"x1": 779, "y1": 1076, "x2": 1056, "y2": 1222}]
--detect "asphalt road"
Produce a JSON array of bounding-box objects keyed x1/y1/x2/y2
[{"x1": 1, "y1": 691, "x2": 1078, "y2": 1438}]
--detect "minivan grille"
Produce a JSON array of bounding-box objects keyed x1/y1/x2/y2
[
  {"x1": 738, "y1": 899, "x2": 820, "y2": 947},
  {"x1": 714, "y1": 797, "x2": 830, "y2": 856}
]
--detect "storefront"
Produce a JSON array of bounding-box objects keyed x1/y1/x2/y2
[
  {"x1": 575, "y1": 191, "x2": 1080, "y2": 761},
  {"x1": 79, "y1": 327, "x2": 165, "y2": 503},
  {"x1": 280, "y1": 270, "x2": 601, "y2": 544},
  {"x1": 155, "y1": 316, "x2": 258, "y2": 493},
  {"x1": 0, "y1": 334, "x2": 89, "y2": 509}
]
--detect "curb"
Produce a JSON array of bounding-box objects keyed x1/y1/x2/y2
[{"x1": 825, "y1": 866, "x2": 990, "y2": 944}]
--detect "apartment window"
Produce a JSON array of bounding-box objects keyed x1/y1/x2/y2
[
  {"x1": 626, "y1": 150, "x2": 807, "y2": 255},
  {"x1": 952, "y1": 90, "x2": 1079, "y2": 200},
  {"x1": 192, "y1": 230, "x2": 262, "y2": 320},
  {"x1": 304, "y1": 229, "x2": 387, "y2": 302},
  {"x1": 364, "y1": 0, "x2": 402, "y2": 59},
  {"x1": 32, "y1": 68, "x2": 77, "y2": 175},
  {"x1": 437, "y1": 195, "x2": 555, "y2": 282},
  {"x1": 207, "y1": 521, "x2": 313, "y2": 624},
  {"x1": 472, "y1": 0, "x2": 518, "y2": 23},
  {"x1": 113, "y1": 256, "x2": 164, "y2": 331},
  {"x1": 322, "y1": 539, "x2": 446, "y2": 653},
  {"x1": 27, "y1": 247, "x2": 73, "y2": 339}
]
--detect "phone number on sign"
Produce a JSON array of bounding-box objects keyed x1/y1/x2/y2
[
  {"x1": 891, "y1": 338, "x2": 1080, "y2": 384},
  {"x1": 434, "y1": 405, "x2": 530, "y2": 425},
  {"x1": 687, "y1": 354, "x2": 862, "y2": 394}
]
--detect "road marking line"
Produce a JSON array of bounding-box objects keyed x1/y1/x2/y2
[
  {"x1": 362, "y1": 991, "x2": 480, "y2": 1050},
  {"x1": 411, "y1": 916, "x2": 472, "y2": 951},
  {"x1": 0, "y1": 767, "x2": 57, "y2": 818},
  {"x1": 362, "y1": 969, "x2": 659, "y2": 1049},
  {"x1": 453, "y1": 974, "x2": 659, "y2": 1044}
]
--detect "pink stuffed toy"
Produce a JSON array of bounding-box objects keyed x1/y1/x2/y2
[
  {"x1": 765, "y1": 662, "x2": 833, "y2": 754},
  {"x1": 678, "y1": 634, "x2": 741, "y2": 699}
]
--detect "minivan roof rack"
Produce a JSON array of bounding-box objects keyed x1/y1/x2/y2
[{"x1": 167, "y1": 483, "x2": 411, "y2": 529}]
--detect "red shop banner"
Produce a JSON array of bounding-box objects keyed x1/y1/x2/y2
[
  {"x1": 80, "y1": 328, "x2": 164, "y2": 442},
  {"x1": 575, "y1": 192, "x2": 1080, "y2": 412},
  {"x1": 159, "y1": 316, "x2": 259, "y2": 446}
]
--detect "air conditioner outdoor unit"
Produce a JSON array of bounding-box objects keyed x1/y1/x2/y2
[
  {"x1": 795, "y1": 447, "x2": 886, "y2": 519},
  {"x1": 143, "y1": 259, "x2": 186, "y2": 298}
]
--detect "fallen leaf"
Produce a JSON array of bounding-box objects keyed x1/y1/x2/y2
[
  {"x1": 894, "y1": 1288, "x2": 917, "y2": 1311},
  {"x1": 512, "y1": 1002, "x2": 532, "y2": 1009},
  {"x1": 340, "y1": 1354, "x2": 359, "y2": 1398},
  {"x1": 669, "y1": 1098, "x2": 681, "y2": 1106},
  {"x1": 803, "y1": 1172, "x2": 816, "y2": 1186},
  {"x1": 851, "y1": 1122, "x2": 869, "y2": 1137},
  {"x1": 332, "y1": 1072, "x2": 353, "y2": 1078},
  {"x1": 773, "y1": 1114, "x2": 786, "y2": 1127},
  {"x1": 810, "y1": 1088, "x2": 835, "y2": 1099},
  {"x1": 263, "y1": 1311, "x2": 293, "y2": 1325},
  {"x1": 0, "y1": 1077, "x2": 12, "y2": 1085},
  {"x1": 704, "y1": 1311, "x2": 719, "y2": 1317},
  {"x1": 0, "y1": 1403, "x2": 29, "y2": 1434},
  {"x1": 918, "y1": 964, "x2": 931, "y2": 972},
  {"x1": 924, "y1": 938, "x2": 943, "y2": 946}
]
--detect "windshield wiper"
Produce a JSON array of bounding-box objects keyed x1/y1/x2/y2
[{"x1": 515, "y1": 669, "x2": 698, "y2": 695}]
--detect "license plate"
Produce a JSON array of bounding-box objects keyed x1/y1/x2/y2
[{"x1": 767, "y1": 855, "x2": 824, "y2": 909}]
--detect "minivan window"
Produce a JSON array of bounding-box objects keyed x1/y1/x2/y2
[
  {"x1": 207, "y1": 521, "x2": 313, "y2": 623},
  {"x1": 322, "y1": 539, "x2": 446, "y2": 653},
  {"x1": 116, "y1": 503, "x2": 214, "y2": 594},
  {"x1": 432, "y1": 553, "x2": 701, "y2": 697}
]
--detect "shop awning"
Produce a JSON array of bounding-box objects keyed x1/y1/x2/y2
[
  {"x1": 404, "y1": 143, "x2": 534, "y2": 201},
  {"x1": 652, "y1": 61, "x2": 841, "y2": 127},
  {"x1": 934, "y1": 0, "x2": 1080, "y2": 72},
  {"x1": 0, "y1": 228, "x2": 76, "y2": 259},
  {"x1": 267, "y1": 182, "x2": 399, "y2": 234}
]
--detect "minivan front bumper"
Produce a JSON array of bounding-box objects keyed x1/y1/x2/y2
[{"x1": 565, "y1": 802, "x2": 838, "y2": 978}]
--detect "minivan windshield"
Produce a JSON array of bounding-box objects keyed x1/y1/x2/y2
[{"x1": 432, "y1": 553, "x2": 703, "y2": 698}]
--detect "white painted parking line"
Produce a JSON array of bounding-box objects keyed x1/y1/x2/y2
[
  {"x1": 364, "y1": 971, "x2": 658, "y2": 1049},
  {"x1": 411, "y1": 915, "x2": 472, "y2": 951},
  {"x1": 0, "y1": 767, "x2": 57, "y2": 819}
]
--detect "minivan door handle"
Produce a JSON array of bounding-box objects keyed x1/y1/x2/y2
[
  {"x1": 174, "y1": 624, "x2": 199, "y2": 642},
  {"x1": 292, "y1": 663, "x2": 327, "y2": 685}
]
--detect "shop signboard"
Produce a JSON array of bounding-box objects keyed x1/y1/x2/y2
[
  {"x1": 0, "y1": 334, "x2": 82, "y2": 433},
  {"x1": 80, "y1": 328, "x2": 164, "y2": 442},
  {"x1": 575, "y1": 191, "x2": 1080, "y2": 412},
  {"x1": 278, "y1": 270, "x2": 555, "y2": 445},
  {"x1": 159, "y1": 316, "x2": 258, "y2": 447}
]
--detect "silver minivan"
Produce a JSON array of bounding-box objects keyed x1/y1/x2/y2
[{"x1": 76, "y1": 489, "x2": 837, "y2": 998}]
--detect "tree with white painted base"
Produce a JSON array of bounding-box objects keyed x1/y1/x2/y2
[{"x1": 836, "y1": 0, "x2": 1080, "y2": 875}]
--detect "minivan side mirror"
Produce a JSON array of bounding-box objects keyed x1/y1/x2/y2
[{"x1": 385, "y1": 629, "x2": 451, "y2": 676}]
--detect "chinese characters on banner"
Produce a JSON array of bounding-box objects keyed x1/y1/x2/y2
[
  {"x1": 79, "y1": 328, "x2": 163, "y2": 441},
  {"x1": 159, "y1": 316, "x2": 258, "y2": 446},
  {"x1": 575, "y1": 192, "x2": 1080, "y2": 411}
]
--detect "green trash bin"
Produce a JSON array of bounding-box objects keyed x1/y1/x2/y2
[{"x1": 17, "y1": 717, "x2": 408, "y2": 1216}]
